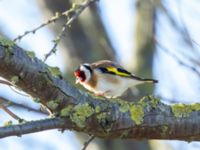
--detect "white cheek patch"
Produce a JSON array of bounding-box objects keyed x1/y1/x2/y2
[{"x1": 80, "y1": 65, "x2": 91, "y2": 83}]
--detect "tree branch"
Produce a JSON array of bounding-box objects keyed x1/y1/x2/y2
[
  {"x1": 0, "y1": 37, "x2": 200, "y2": 140},
  {"x1": 0, "y1": 103, "x2": 24, "y2": 122},
  {"x1": 0, "y1": 96, "x2": 46, "y2": 114},
  {"x1": 0, "y1": 118, "x2": 65, "y2": 138}
]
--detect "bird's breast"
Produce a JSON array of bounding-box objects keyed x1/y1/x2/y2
[{"x1": 95, "y1": 74, "x2": 121, "y2": 92}]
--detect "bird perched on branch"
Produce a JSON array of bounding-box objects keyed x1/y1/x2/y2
[{"x1": 74, "y1": 60, "x2": 158, "y2": 98}]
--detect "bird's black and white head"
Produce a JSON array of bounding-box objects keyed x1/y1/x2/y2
[{"x1": 74, "y1": 64, "x2": 93, "y2": 84}]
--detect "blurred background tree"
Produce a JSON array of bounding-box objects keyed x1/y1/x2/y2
[{"x1": 0, "y1": 0, "x2": 200, "y2": 150}]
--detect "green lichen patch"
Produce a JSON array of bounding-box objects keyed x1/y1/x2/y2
[
  {"x1": 115, "y1": 99, "x2": 130, "y2": 113},
  {"x1": 96, "y1": 112, "x2": 112, "y2": 132},
  {"x1": 139, "y1": 95, "x2": 160, "y2": 108},
  {"x1": 148, "y1": 96, "x2": 160, "y2": 108},
  {"x1": 119, "y1": 103, "x2": 129, "y2": 113},
  {"x1": 96, "y1": 112, "x2": 107, "y2": 122},
  {"x1": 0, "y1": 36, "x2": 15, "y2": 50},
  {"x1": 47, "y1": 66, "x2": 62, "y2": 78},
  {"x1": 11, "y1": 76, "x2": 19, "y2": 84},
  {"x1": 191, "y1": 103, "x2": 200, "y2": 111},
  {"x1": 171, "y1": 103, "x2": 200, "y2": 118},
  {"x1": 25, "y1": 51, "x2": 35, "y2": 58},
  {"x1": 95, "y1": 106, "x2": 101, "y2": 113},
  {"x1": 117, "y1": 96, "x2": 160, "y2": 125},
  {"x1": 55, "y1": 12, "x2": 61, "y2": 18},
  {"x1": 171, "y1": 104, "x2": 192, "y2": 118},
  {"x1": 32, "y1": 97, "x2": 41, "y2": 103},
  {"x1": 60, "y1": 105, "x2": 73, "y2": 117},
  {"x1": 3, "y1": 120, "x2": 13, "y2": 127},
  {"x1": 70, "y1": 103, "x2": 94, "y2": 128},
  {"x1": 129, "y1": 104, "x2": 144, "y2": 125},
  {"x1": 138, "y1": 96, "x2": 148, "y2": 107},
  {"x1": 46, "y1": 100, "x2": 59, "y2": 110},
  {"x1": 72, "y1": 3, "x2": 82, "y2": 10}
]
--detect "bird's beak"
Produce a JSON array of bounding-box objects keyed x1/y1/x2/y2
[{"x1": 74, "y1": 71, "x2": 80, "y2": 84}]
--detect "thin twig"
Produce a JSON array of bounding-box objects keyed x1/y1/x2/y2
[
  {"x1": 9, "y1": 86, "x2": 30, "y2": 97},
  {"x1": 0, "y1": 104, "x2": 24, "y2": 122},
  {"x1": 155, "y1": 38, "x2": 200, "y2": 77},
  {"x1": 0, "y1": 79, "x2": 30, "y2": 97},
  {"x1": 176, "y1": 1, "x2": 199, "y2": 54},
  {"x1": 13, "y1": 0, "x2": 98, "y2": 42},
  {"x1": 13, "y1": 0, "x2": 98, "y2": 61},
  {"x1": 43, "y1": 21, "x2": 68, "y2": 62},
  {"x1": 0, "y1": 96, "x2": 47, "y2": 115},
  {"x1": 192, "y1": 40, "x2": 200, "y2": 65},
  {"x1": 192, "y1": 39, "x2": 200, "y2": 48},
  {"x1": 81, "y1": 135, "x2": 95, "y2": 150},
  {"x1": 176, "y1": 0, "x2": 200, "y2": 67},
  {"x1": 43, "y1": 0, "x2": 98, "y2": 62},
  {"x1": 160, "y1": 2, "x2": 197, "y2": 55},
  {"x1": 0, "y1": 79, "x2": 12, "y2": 86},
  {"x1": 160, "y1": 3, "x2": 200, "y2": 64},
  {"x1": 13, "y1": 11, "x2": 71, "y2": 42}
]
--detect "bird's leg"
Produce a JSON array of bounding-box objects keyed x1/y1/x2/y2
[
  {"x1": 95, "y1": 92, "x2": 105, "y2": 97},
  {"x1": 95, "y1": 90, "x2": 111, "y2": 97}
]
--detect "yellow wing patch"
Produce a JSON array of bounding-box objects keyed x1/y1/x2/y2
[{"x1": 106, "y1": 67, "x2": 131, "y2": 77}]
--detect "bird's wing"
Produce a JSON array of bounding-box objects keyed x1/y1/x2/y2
[
  {"x1": 91, "y1": 60, "x2": 158, "y2": 83},
  {"x1": 91, "y1": 60, "x2": 134, "y2": 78},
  {"x1": 90, "y1": 60, "x2": 118, "y2": 68}
]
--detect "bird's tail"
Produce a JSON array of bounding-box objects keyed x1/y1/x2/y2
[
  {"x1": 141, "y1": 78, "x2": 158, "y2": 83},
  {"x1": 131, "y1": 75, "x2": 158, "y2": 83}
]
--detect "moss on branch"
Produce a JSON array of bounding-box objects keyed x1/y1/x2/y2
[{"x1": 171, "y1": 103, "x2": 200, "y2": 118}]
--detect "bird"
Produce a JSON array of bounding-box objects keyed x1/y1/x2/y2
[{"x1": 74, "y1": 60, "x2": 158, "y2": 99}]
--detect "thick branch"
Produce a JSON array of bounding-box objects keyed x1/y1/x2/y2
[{"x1": 0, "y1": 38, "x2": 200, "y2": 140}]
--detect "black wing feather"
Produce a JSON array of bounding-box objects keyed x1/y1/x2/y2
[{"x1": 98, "y1": 67, "x2": 116, "y2": 75}]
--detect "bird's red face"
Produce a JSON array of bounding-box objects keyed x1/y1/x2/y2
[{"x1": 74, "y1": 67, "x2": 86, "y2": 84}]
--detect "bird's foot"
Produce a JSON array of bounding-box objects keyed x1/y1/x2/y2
[
  {"x1": 95, "y1": 91, "x2": 111, "y2": 98},
  {"x1": 95, "y1": 92, "x2": 105, "y2": 97}
]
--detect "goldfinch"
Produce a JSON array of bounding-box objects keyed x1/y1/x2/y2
[{"x1": 74, "y1": 60, "x2": 158, "y2": 98}]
